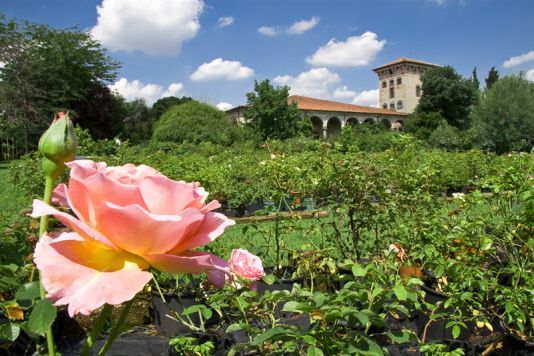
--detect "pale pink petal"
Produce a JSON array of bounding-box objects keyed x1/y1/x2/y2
[
  {"x1": 104, "y1": 164, "x2": 162, "y2": 185},
  {"x1": 96, "y1": 203, "x2": 205, "y2": 256},
  {"x1": 67, "y1": 173, "x2": 147, "y2": 226},
  {"x1": 139, "y1": 176, "x2": 206, "y2": 215},
  {"x1": 201, "y1": 200, "x2": 221, "y2": 213},
  {"x1": 34, "y1": 233, "x2": 152, "y2": 317},
  {"x1": 170, "y1": 212, "x2": 235, "y2": 254},
  {"x1": 66, "y1": 160, "x2": 104, "y2": 180},
  {"x1": 30, "y1": 199, "x2": 117, "y2": 248},
  {"x1": 144, "y1": 250, "x2": 230, "y2": 288},
  {"x1": 51, "y1": 184, "x2": 69, "y2": 207}
]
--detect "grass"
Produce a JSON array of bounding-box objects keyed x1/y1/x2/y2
[{"x1": 0, "y1": 162, "x2": 33, "y2": 264}]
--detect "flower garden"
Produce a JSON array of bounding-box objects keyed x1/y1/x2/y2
[{"x1": 0, "y1": 118, "x2": 532, "y2": 355}]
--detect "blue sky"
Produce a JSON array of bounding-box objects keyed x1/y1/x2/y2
[{"x1": 2, "y1": 0, "x2": 533, "y2": 109}]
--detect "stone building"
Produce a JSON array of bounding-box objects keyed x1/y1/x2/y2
[
  {"x1": 226, "y1": 57, "x2": 436, "y2": 137},
  {"x1": 373, "y1": 57, "x2": 438, "y2": 114}
]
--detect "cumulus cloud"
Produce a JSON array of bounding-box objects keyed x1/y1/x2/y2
[
  {"x1": 503, "y1": 51, "x2": 534, "y2": 68},
  {"x1": 217, "y1": 16, "x2": 234, "y2": 28},
  {"x1": 258, "y1": 26, "x2": 279, "y2": 36},
  {"x1": 526, "y1": 69, "x2": 534, "y2": 82},
  {"x1": 306, "y1": 32, "x2": 386, "y2": 67},
  {"x1": 190, "y1": 58, "x2": 254, "y2": 81},
  {"x1": 273, "y1": 68, "x2": 341, "y2": 98},
  {"x1": 287, "y1": 16, "x2": 319, "y2": 35},
  {"x1": 216, "y1": 102, "x2": 233, "y2": 111},
  {"x1": 109, "y1": 78, "x2": 184, "y2": 105},
  {"x1": 91, "y1": 0, "x2": 204, "y2": 56},
  {"x1": 333, "y1": 86, "x2": 357, "y2": 99},
  {"x1": 352, "y1": 89, "x2": 379, "y2": 107}
]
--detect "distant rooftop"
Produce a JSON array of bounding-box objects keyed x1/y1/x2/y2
[
  {"x1": 373, "y1": 57, "x2": 439, "y2": 71},
  {"x1": 288, "y1": 95, "x2": 407, "y2": 116}
]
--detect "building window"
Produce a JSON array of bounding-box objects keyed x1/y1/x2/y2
[
  {"x1": 382, "y1": 81, "x2": 387, "y2": 88},
  {"x1": 397, "y1": 100, "x2": 403, "y2": 110},
  {"x1": 382, "y1": 103, "x2": 388, "y2": 109},
  {"x1": 416, "y1": 85, "x2": 421, "y2": 97},
  {"x1": 389, "y1": 102, "x2": 395, "y2": 110},
  {"x1": 397, "y1": 77, "x2": 402, "y2": 85},
  {"x1": 389, "y1": 80, "x2": 394, "y2": 87},
  {"x1": 389, "y1": 86, "x2": 395, "y2": 98}
]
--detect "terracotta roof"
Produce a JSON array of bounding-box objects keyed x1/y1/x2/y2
[
  {"x1": 373, "y1": 57, "x2": 439, "y2": 71},
  {"x1": 288, "y1": 95, "x2": 407, "y2": 116}
]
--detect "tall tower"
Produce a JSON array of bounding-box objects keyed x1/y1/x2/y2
[{"x1": 373, "y1": 58, "x2": 438, "y2": 114}]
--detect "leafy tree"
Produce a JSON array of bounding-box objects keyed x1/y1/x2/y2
[
  {"x1": 245, "y1": 80, "x2": 303, "y2": 140},
  {"x1": 152, "y1": 100, "x2": 239, "y2": 145},
  {"x1": 70, "y1": 83, "x2": 125, "y2": 140},
  {"x1": 471, "y1": 67, "x2": 480, "y2": 90},
  {"x1": 416, "y1": 66, "x2": 477, "y2": 129},
  {"x1": 472, "y1": 74, "x2": 534, "y2": 153},
  {"x1": 0, "y1": 16, "x2": 119, "y2": 149},
  {"x1": 428, "y1": 122, "x2": 464, "y2": 150},
  {"x1": 404, "y1": 111, "x2": 446, "y2": 140},
  {"x1": 122, "y1": 98, "x2": 151, "y2": 143},
  {"x1": 149, "y1": 96, "x2": 192, "y2": 122},
  {"x1": 485, "y1": 66, "x2": 500, "y2": 90}
]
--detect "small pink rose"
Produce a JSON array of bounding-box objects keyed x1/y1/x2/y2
[{"x1": 228, "y1": 249, "x2": 264, "y2": 281}]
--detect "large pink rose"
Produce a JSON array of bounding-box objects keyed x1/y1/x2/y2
[
  {"x1": 228, "y1": 249, "x2": 265, "y2": 281},
  {"x1": 32, "y1": 160, "x2": 235, "y2": 316}
]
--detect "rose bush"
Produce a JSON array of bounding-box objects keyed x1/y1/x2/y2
[{"x1": 32, "y1": 160, "x2": 235, "y2": 317}]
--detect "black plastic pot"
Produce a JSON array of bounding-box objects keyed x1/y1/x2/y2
[
  {"x1": 168, "y1": 332, "x2": 236, "y2": 356},
  {"x1": 386, "y1": 339, "x2": 486, "y2": 356},
  {"x1": 152, "y1": 291, "x2": 217, "y2": 336}
]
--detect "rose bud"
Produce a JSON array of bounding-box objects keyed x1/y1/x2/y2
[{"x1": 38, "y1": 112, "x2": 77, "y2": 180}]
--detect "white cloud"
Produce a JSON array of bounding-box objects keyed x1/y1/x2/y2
[
  {"x1": 217, "y1": 16, "x2": 234, "y2": 28},
  {"x1": 526, "y1": 69, "x2": 534, "y2": 82},
  {"x1": 91, "y1": 0, "x2": 203, "y2": 56},
  {"x1": 190, "y1": 58, "x2": 254, "y2": 81},
  {"x1": 258, "y1": 26, "x2": 279, "y2": 36},
  {"x1": 306, "y1": 32, "x2": 386, "y2": 67},
  {"x1": 352, "y1": 89, "x2": 379, "y2": 107},
  {"x1": 273, "y1": 68, "x2": 341, "y2": 98},
  {"x1": 109, "y1": 78, "x2": 184, "y2": 105},
  {"x1": 503, "y1": 51, "x2": 534, "y2": 68},
  {"x1": 287, "y1": 16, "x2": 319, "y2": 35},
  {"x1": 216, "y1": 102, "x2": 233, "y2": 111},
  {"x1": 333, "y1": 86, "x2": 357, "y2": 99}
]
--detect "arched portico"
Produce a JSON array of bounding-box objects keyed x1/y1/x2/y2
[
  {"x1": 310, "y1": 116, "x2": 323, "y2": 138},
  {"x1": 380, "y1": 119, "x2": 391, "y2": 129},
  {"x1": 346, "y1": 117, "x2": 358, "y2": 126},
  {"x1": 326, "y1": 117, "x2": 341, "y2": 137}
]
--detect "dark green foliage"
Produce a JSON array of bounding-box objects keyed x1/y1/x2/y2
[
  {"x1": 245, "y1": 80, "x2": 304, "y2": 140},
  {"x1": 121, "y1": 99, "x2": 151, "y2": 143},
  {"x1": 416, "y1": 66, "x2": 477, "y2": 129},
  {"x1": 485, "y1": 66, "x2": 500, "y2": 90},
  {"x1": 0, "y1": 16, "x2": 119, "y2": 150},
  {"x1": 152, "y1": 100, "x2": 239, "y2": 145},
  {"x1": 404, "y1": 111, "x2": 445, "y2": 140},
  {"x1": 471, "y1": 67, "x2": 480, "y2": 91},
  {"x1": 150, "y1": 96, "x2": 192, "y2": 122},
  {"x1": 71, "y1": 83, "x2": 125, "y2": 139},
  {"x1": 472, "y1": 74, "x2": 534, "y2": 153},
  {"x1": 428, "y1": 122, "x2": 464, "y2": 150}
]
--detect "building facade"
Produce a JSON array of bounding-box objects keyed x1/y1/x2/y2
[{"x1": 373, "y1": 58, "x2": 438, "y2": 114}]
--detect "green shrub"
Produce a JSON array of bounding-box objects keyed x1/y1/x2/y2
[
  {"x1": 152, "y1": 101, "x2": 240, "y2": 145},
  {"x1": 428, "y1": 122, "x2": 464, "y2": 150}
]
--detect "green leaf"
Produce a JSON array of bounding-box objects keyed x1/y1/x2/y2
[
  {"x1": 15, "y1": 281, "x2": 41, "y2": 301},
  {"x1": 393, "y1": 284, "x2": 408, "y2": 301},
  {"x1": 307, "y1": 346, "x2": 324, "y2": 356},
  {"x1": 352, "y1": 264, "x2": 367, "y2": 277},
  {"x1": 0, "y1": 321, "x2": 20, "y2": 341},
  {"x1": 262, "y1": 274, "x2": 276, "y2": 285},
  {"x1": 480, "y1": 236, "x2": 493, "y2": 250},
  {"x1": 452, "y1": 325, "x2": 461, "y2": 339},
  {"x1": 226, "y1": 323, "x2": 243, "y2": 333},
  {"x1": 250, "y1": 326, "x2": 294, "y2": 346},
  {"x1": 387, "y1": 330, "x2": 411, "y2": 344},
  {"x1": 354, "y1": 311, "x2": 369, "y2": 325},
  {"x1": 27, "y1": 299, "x2": 57, "y2": 336}
]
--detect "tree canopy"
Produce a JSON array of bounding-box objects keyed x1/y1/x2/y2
[
  {"x1": 0, "y1": 16, "x2": 120, "y2": 149},
  {"x1": 245, "y1": 80, "x2": 305, "y2": 140},
  {"x1": 472, "y1": 74, "x2": 534, "y2": 153},
  {"x1": 416, "y1": 66, "x2": 477, "y2": 129},
  {"x1": 152, "y1": 100, "x2": 239, "y2": 145},
  {"x1": 485, "y1": 66, "x2": 500, "y2": 90}
]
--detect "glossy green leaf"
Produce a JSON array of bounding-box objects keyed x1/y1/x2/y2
[
  {"x1": 393, "y1": 284, "x2": 408, "y2": 301},
  {"x1": 27, "y1": 299, "x2": 57, "y2": 336},
  {"x1": 15, "y1": 281, "x2": 40, "y2": 301}
]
